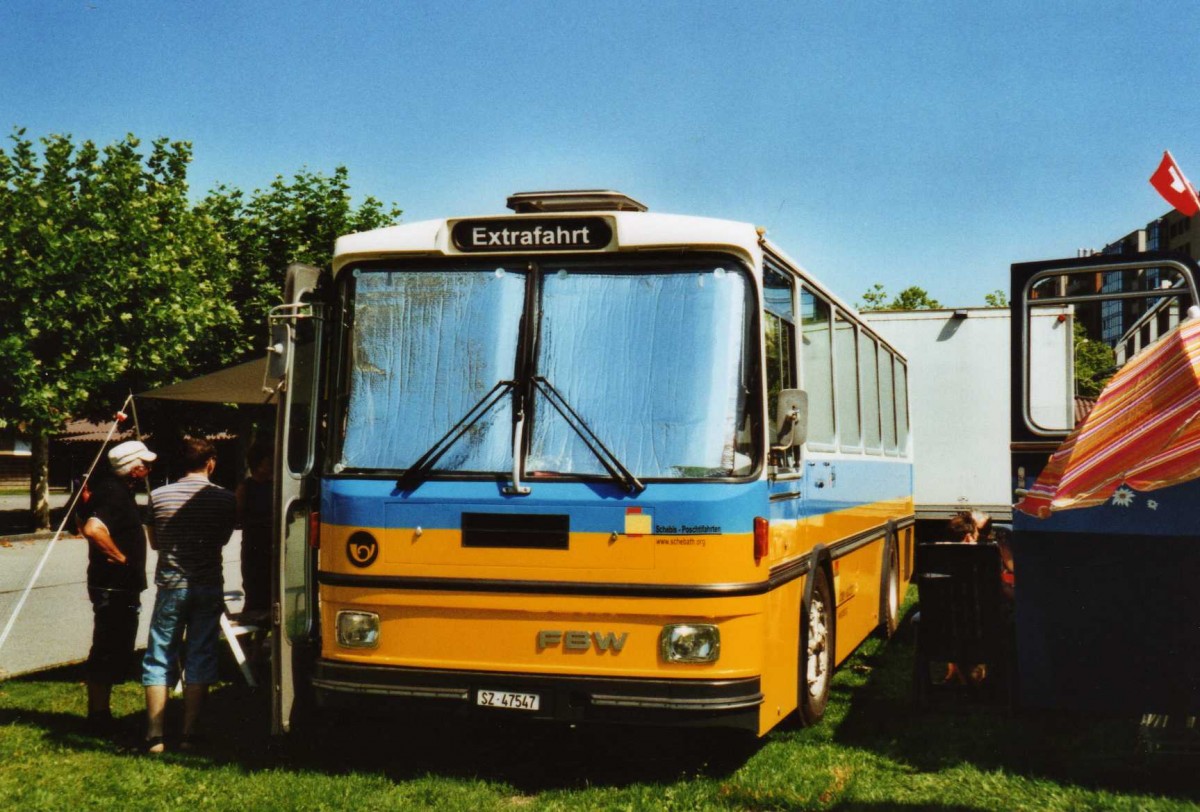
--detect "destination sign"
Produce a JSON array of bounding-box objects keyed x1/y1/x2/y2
[{"x1": 451, "y1": 217, "x2": 613, "y2": 252}]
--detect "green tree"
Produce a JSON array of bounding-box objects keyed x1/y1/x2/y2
[
  {"x1": 0, "y1": 130, "x2": 241, "y2": 527},
  {"x1": 1073, "y1": 319, "x2": 1115, "y2": 398},
  {"x1": 985, "y1": 289, "x2": 1009, "y2": 307},
  {"x1": 890, "y1": 286, "x2": 941, "y2": 310},
  {"x1": 858, "y1": 283, "x2": 890, "y2": 311},
  {"x1": 858, "y1": 284, "x2": 941, "y2": 311},
  {"x1": 200, "y1": 167, "x2": 401, "y2": 357}
]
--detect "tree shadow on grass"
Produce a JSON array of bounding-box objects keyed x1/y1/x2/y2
[
  {"x1": 219, "y1": 689, "x2": 762, "y2": 792},
  {"x1": 7, "y1": 660, "x2": 90, "y2": 683},
  {"x1": 2, "y1": 661, "x2": 763, "y2": 793},
  {"x1": 828, "y1": 607, "x2": 1200, "y2": 803},
  {"x1": 0, "y1": 662, "x2": 151, "y2": 756}
]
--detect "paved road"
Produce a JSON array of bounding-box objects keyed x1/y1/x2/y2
[
  {"x1": 0, "y1": 492, "x2": 72, "y2": 512},
  {"x1": 0, "y1": 525, "x2": 246, "y2": 680}
]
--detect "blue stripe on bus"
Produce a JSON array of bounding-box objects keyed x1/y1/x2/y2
[
  {"x1": 769, "y1": 457, "x2": 912, "y2": 522},
  {"x1": 323, "y1": 479, "x2": 767, "y2": 534},
  {"x1": 321, "y1": 457, "x2": 912, "y2": 533}
]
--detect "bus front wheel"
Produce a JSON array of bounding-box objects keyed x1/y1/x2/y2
[{"x1": 796, "y1": 566, "x2": 834, "y2": 726}]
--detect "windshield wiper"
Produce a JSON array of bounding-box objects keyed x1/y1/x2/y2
[
  {"x1": 532, "y1": 376, "x2": 645, "y2": 494},
  {"x1": 396, "y1": 380, "x2": 514, "y2": 491}
]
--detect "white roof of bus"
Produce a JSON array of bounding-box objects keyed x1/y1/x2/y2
[
  {"x1": 332, "y1": 210, "x2": 764, "y2": 275},
  {"x1": 330, "y1": 205, "x2": 904, "y2": 361}
]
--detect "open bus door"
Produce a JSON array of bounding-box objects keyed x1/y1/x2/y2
[
  {"x1": 1010, "y1": 252, "x2": 1200, "y2": 499},
  {"x1": 265, "y1": 263, "x2": 326, "y2": 734},
  {"x1": 1010, "y1": 252, "x2": 1200, "y2": 713}
]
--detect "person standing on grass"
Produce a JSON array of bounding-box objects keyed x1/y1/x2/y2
[
  {"x1": 79, "y1": 440, "x2": 156, "y2": 734},
  {"x1": 141, "y1": 437, "x2": 236, "y2": 753}
]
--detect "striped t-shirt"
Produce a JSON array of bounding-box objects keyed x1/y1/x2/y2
[{"x1": 150, "y1": 474, "x2": 237, "y2": 588}]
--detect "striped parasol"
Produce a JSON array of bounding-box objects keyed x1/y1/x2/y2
[{"x1": 1016, "y1": 316, "x2": 1200, "y2": 517}]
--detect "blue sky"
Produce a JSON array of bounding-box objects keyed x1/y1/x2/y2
[{"x1": 3, "y1": 0, "x2": 1198, "y2": 307}]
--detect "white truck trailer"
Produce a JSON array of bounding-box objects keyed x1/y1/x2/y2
[{"x1": 862, "y1": 306, "x2": 1073, "y2": 524}]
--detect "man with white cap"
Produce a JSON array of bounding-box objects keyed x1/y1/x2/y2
[{"x1": 79, "y1": 439, "x2": 156, "y2": 733}]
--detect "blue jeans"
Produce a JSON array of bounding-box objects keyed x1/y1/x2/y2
[{"x1": 141, "y1": 585, "x2": 224, "y2": 687}]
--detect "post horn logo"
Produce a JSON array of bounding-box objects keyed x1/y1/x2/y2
[{"x1": 346, "y1": 531, "x2": 379, "y2": 568}]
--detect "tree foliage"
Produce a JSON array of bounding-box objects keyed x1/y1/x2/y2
[
  {"x1": 985, "y1": 289, "x2": 1009, "y2": 307},
  {"x1": 858, "y1": 283, "x2": 890, "y2": 311},
  {"x1": 859, "y1": 283, "x2": 1014, "y2": 311},
  {"x1": 1073, "y1": 319, "x2": 1115, "y2": 398},
  {"x1": 0, "y1": 131, "x2": 403, "y2": 429},
  {"x1": 857, "y1": 284, "x2": 941, "y2": 311},
  {"x1": 0, "y1": 130, "x2": 240, "y2": 432},
  {"x1": 891, "y1": 286, "x2": 941, "y2": 310},
  {"x1": 199, "y1": 167, "x2": 401, "y2": 359}
]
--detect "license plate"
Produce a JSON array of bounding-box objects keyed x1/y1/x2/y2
[{"x1": 477, "y1": 689, "x2": 540, "y2": 711}]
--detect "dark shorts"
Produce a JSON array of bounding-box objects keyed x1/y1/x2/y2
[{"x1": 87, "y1": 588, "x2": 142, "y2": 684}]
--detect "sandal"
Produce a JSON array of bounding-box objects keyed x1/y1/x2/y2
[{"x1": 145, "y1": 735, "x2": 165, "y2": 754}]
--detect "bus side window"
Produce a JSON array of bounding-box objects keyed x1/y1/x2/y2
[
  {"x1": 834, "y1": 311, "x2": 861, "y2": 452},
  {"x1": 879, "y1": 350, "x2": 897, "y2": 454},
  {"x1": 764, "y1": 266, "x2": 799, "y2": 469},
  {"x1": 859, "y1": 333, "x2": 882, "y2": 453},
  {"x1": 801, "y1": 288, "x2": 835, "y2": 448}
]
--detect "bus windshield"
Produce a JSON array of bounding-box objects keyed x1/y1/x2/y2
[{"x1": 336, "y1": 262, "x2": 756, "y2": 480}]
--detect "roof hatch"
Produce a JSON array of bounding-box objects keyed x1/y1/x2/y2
[{"x1": 506, "y1": 190, "x2": 648, "y2": 214}]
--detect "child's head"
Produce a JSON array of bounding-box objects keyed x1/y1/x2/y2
[{"x1": 947, "y1": 511, "x2": 980, "y2": 543}]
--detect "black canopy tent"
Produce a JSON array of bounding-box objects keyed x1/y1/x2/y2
[
  {"x1": 132, "y1": 357, "x2": 275, "y2": 487},
  {"x1": 137, "y1": 357, "x2": 275, "y2": 405}
]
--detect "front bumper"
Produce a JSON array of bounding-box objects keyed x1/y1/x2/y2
[{"x1": 312, "y1": 659, "x2": 763, "y2": 731}]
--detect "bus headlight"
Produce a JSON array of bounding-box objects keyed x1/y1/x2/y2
[
  {"x1": 337, "y1": 611, "x2": 380, "y2": 648},
  {"x1": 660, "y1": 624, "x2": 720, "y2": 663}
]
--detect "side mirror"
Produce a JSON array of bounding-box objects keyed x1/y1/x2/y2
[{"x1": 775, "y1": 389, "x2": 808, "y2": 449}]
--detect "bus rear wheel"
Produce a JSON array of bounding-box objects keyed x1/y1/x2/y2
[
  {"x1": 881, "y1": 545, "x2": 900, "y2": 638},
  {"x1": 796, "y1": 566, "x2": 834, "y2": 726}
]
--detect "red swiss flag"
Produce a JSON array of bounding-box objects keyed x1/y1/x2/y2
[{"x1": 1150, "y1": 151, "x2": 1200, "y2": 217}]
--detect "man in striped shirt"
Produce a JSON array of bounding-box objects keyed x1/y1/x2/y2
[{"x1": 141, "y1": 437, "x2": 236, "y2": 753}]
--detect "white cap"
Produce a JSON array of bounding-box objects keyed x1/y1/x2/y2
[{"x1": 108, "y1": 440, "x2": 157, "y2": 475}]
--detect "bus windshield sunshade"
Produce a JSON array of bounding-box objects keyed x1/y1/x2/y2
[
  {"x1": 532, "y1": 376, "x2": 645, "y2": 494},
  {"x1": 396, "y1": 380, "x2": 514, "y2": 491}
]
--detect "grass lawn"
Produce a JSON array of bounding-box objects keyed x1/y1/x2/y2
[{"x1": 2, "y1": 594, "x2": 1197, "y2": 811}]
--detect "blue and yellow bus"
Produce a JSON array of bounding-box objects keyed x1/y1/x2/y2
[{"x1": 267, "y1": 190, "x2": 914, "y2": 736}]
